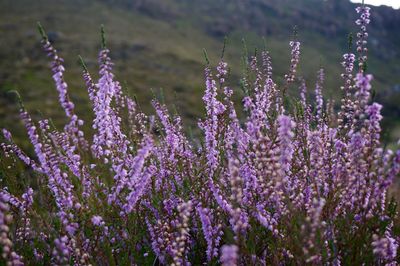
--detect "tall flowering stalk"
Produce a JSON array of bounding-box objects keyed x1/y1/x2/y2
[
  {"x1": 38, "y1": 23, "x2": 88, "y2": 150},
  {"x1": 199, "y1": 65, "x2": 226, "y2": 174},
  {"x1": 355, "y1": 4, "x2": 371, "y2": 71},
  {"x1": 338, "y1": 52, "x2": 356, "y2": 131},
  {"x1": 285, "y1": 40, "x2": 301, "y2": 84}
]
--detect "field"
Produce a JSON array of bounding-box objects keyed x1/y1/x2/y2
[{"x1": 1, "y1": 1, "x2": 400, "y2": 265}]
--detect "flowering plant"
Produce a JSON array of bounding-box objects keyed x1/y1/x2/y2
[{"x1": 1, "y1": 4, "x2": 399, "y2": 265}]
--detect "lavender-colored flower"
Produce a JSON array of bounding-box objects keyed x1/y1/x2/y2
[
  {"x1": 355, "y1": 73, "x2": 373, "y2": 107},
  {"x1": 372, "y1": 229, "x2": 398, "y2": 263},
  {"x1": 315, "y1": 68, "x2": 325, "y2": 127},
  {"x1": 365, "y1": 102, "x2": 382, "y2": 147},
  {"x1": 285, "y1": 41, "x2": 301, "y2": 84},
  {"x1": 0, "y1": 193, "x2": 24, "y2": 265},
  {"x1": 355, "y1": 5, "x2": 371, "y2": 71},
  {"x1": 220, "y1": 245, "x2": 238, "y2": 266},
  {"x1": 200, "y1": 66, "x2": 226, "y2": 173},
  {"x1": 171, "y1": 200, "x2": 193, "y2": 265},
  {"x1": 41, "y1": 37, "x2": 87, "y2": 149},
  {"x1": 197, "y1": 206, "x2": 223, "y2": 261},
  {"x1": 277, "y1": 115, "x2": 295, "y2": 183},
  {"x1": 91, "y1": 215, "x2": 104, "y2": 226},
  {"x1": 338, "y1": 53, "x2": 356, "y2": 131},
  {"x1": 92, "y1": 48, "x2": 130, "y2": 159},
  {"x1": 52, "y1": 236, "x2": 71, "y2": 264},
  {"x1": 1, "y1": 129, "x2": 42, "y2": 172}
]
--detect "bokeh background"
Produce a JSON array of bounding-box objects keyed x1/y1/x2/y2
[{"x1": 1, "y1": 0, "x2": 399, "y2": 148}]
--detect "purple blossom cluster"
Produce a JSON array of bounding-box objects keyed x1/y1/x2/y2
[
  {"x1": 285, "y1": 41, "x2": 301, "y2": 84},
  {"x1": 355, "y1": 5, "x2": 371, "y2": 71},
  {"x1": 1, "y1": 4, "x2": 400, "y2": 265},
  {"x1": 0, "y1": 193, "x2": 24, "y2": 265}
]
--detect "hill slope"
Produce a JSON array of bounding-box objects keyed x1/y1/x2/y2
[{"x1": 0, "y1": 0, "x2": 399, "y2": 145}]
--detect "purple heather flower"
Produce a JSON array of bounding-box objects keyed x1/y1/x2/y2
[
  {"x1": 170, "y1": 200, "x2": 193, "y2": 265},
  {"x1": 91, "y1": 215, "x2": 104, "y2": 226},
  {"x1": 285, "y1": 41, "x2": 301, "y2": 83},
  {"x1": 355, "y1": 73, "x2": 373, "y2": 106},
  {"x1": 277, "y1": 115, "x2": 295, "y2": 181},
  {"x1": 338, "y1": 53, "x2": 356, "y2": 131},
  {"x1": 197, "y1": 206, "x2": 222, "y2": 261},
  {"x1": 41, "y1": 40, "x2": 88, "y2": 149},
  {"x1": 315, "y1": 68, "x2": 325, "y2": 127},
  {"x1": 372, "y1": 229, "x2": 398, "y2": 263},
  {"x1": 1, "y1": 129, "x2": 42, "y2": 172},
  {"x1": 355, "y1": 5, "x2": 371, "y2": 70},
  {"x1": 220, "y1": 245, "x2": 238, "y2": 266},
  {"x1": 200, "y1": 66, "x2": 227, "y2": 173},
  {"x1": 365, "y1": 102, "x2": 383, "y2": 147}
]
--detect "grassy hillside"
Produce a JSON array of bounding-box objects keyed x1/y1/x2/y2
[{"x1": 1, "y1": 0, "x2": 399, "y2": 148}]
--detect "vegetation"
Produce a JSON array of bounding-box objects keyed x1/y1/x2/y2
[{"x1": 0, "y1": 2, "x2": 400, "y2": 265}]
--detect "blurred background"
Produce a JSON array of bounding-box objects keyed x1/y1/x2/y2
[{"x1": 0, "y1": 0, "x2": 399, "y2": 148}]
